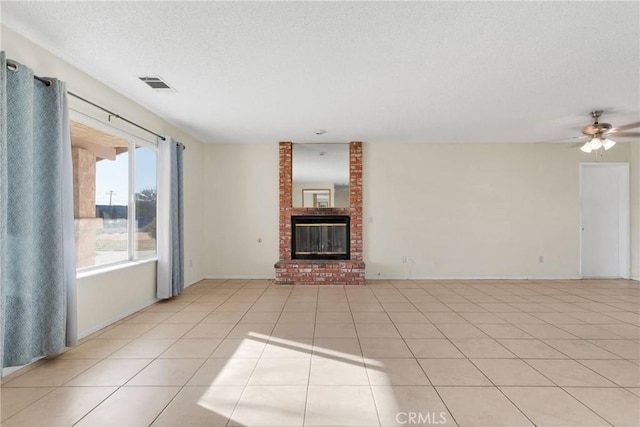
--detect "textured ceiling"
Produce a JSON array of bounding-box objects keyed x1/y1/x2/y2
[{"x1": 2, "y1": 1, "x2": 639, "y2": 145}]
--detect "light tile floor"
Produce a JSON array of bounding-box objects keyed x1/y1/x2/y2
[{"x1": 1, "y1": 279, "x2": 639, "y2": 426}]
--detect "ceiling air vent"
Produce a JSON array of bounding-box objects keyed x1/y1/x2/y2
[{"x1": 138, "y1": 76, "x2": 177, "y2": 92}]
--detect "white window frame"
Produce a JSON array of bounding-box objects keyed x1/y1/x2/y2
[{"x1": 70, "y1": 110, "x2": 158, "y2": 274}]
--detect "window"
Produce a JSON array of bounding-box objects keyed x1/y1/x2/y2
[
  {"x1": 71, "y1": 114, "x2": 157, "y2": 270},
  {"x1": 94, "y1": 149, "x2": 129, "y2": 266},
  {"x1": 135, "y1": 145, "x2": 157, "y2": 258}
]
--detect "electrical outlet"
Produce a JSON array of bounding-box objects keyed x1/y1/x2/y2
[
  {"x1": 401, "y1": 256, "x2": 407, "y2": 264},
  {"x1": 538, "y1": 256, "x2": 544, "y2": 264},
  {"x1": 407, "y1": 256, "x2": 413, "y2": 263}
]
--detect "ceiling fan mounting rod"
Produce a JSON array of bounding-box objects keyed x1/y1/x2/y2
[{"x1": 590, "y1": 110, "x2": 603, "y2": 123}]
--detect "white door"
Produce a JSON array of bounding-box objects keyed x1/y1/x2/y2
[{"x1": 580, "y1": 163, "x2": 630, "y2": 278}]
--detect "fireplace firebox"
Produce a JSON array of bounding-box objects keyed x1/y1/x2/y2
[{"x1": 292, "y1": 216, "x2": 350, "y2": 260}]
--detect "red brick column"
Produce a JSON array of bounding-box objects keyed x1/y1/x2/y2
[
  {"x1": 349, "y1": 141, "x2": 363, "y2": 261},
  {"x1": 279, "y1": 142, "x2": 293, "y2": 260}
]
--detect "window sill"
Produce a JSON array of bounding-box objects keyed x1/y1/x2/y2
[{"x1": 76, "y1": 257, "x2": 158, "y2": 279}]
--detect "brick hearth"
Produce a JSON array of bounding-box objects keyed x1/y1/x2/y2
[{"x1": 274, "y1": 141, "x2": 365, "y2": 285}]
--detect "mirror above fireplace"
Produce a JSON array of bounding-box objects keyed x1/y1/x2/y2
[{"x1": 292, "y1": 143, "x2": 349, "y2": 208}]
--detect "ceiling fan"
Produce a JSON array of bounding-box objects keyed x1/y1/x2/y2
[{"x1": 566, "y1": 110, "x2": 640, "y2": 153}]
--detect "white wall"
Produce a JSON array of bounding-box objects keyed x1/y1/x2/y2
[
  {"x1": 202, "y1": 144, "x2": 279, "y2": 278},
  {"x1": 2, "y1": 26, "x2": 206, "y2": 335},
  {"x1": 201, "y1": 141, "x2": 634, "y2": 280},
  {"x1": 631, "y1": 142, "x2": 640, "y2": 280}
]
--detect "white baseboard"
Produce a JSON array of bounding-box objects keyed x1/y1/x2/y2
[
  {"x1": 78, "y1": 297, "x2": 159, "y2": 339},
  {"x1": 4, "y1": 297, "x2": 161, "y2": 377},
  {"x1": 631, "y1": 276, "x2": 639, "y2": 282},
  {"x1": 203, "y1": 275, "x2": 274, "y2": 280},
  {"x1": 80, "y1": 276, "x2": 207, "y2": 338},
  {"x1": 366, "y1": 275, "x2": 583, "y2": 280},
  {"x1": 203, "y1": 274, "x2": 589, "y2": 282},
  {"x1": 4, "y1": 277, "x2": 207, "y2": 378},
  {"x1": 81, "y1": 276, "x2": 207, "y2": 339},
  {"x1": 185, "y1": 276, "x2": 206, "y2": 288},
  {"x1": 1, "y1": 356, "x2": 45, "y2": 378}
]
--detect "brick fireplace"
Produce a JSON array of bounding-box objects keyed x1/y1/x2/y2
[{"x1": 274, "y1": 141, "x2": 365, "y2": 285}]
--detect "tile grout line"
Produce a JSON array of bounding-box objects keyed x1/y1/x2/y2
[
  {"x1": 81, "y1": 278, "x2": 244, "y2": 427},
  {"x1": 388, "y1": 282, "x2": 463, "y2": 427},
  {"x1": 222, "y1": 280, "x2": 287, "y2": 427},
  {"x1": 400, "y1": 281, "x2": 595, "y2": 427},
  {"x1": 345, "y1": 284, "x2": 383, "y2": 427},
  {"x1": 2, "y1": 278, "x2": 637, "y2": 426},
  {"x1": 302, "y1": 284, "x2": 320, "y2": 427},
  {"x1": 119, "y1": 278, "x2": 243, "y2": 426}
]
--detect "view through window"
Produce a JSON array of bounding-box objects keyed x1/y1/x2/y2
[
  {"x1": 71, "y1": 118, "x2": 157, "y2": 269},
  {"x1": 135, "y1": 145, "x2": 157, "y2": 259}
]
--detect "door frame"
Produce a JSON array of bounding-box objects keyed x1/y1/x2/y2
[{"x1": 579, "y1": 162, "x2": 630, "y2": 279}]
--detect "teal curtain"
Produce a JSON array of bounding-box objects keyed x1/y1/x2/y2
[
  {"x1": 156, "y1": 137, "x2": 184, "y2": 299},
  {"x1": 171, "y1": 142, "x2": 184, "y2": 296},
  {"x1": 0, "y1": 52, "x2": 77, "y2": 370}
]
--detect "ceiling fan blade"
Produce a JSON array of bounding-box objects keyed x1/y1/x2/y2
[
  {"x1": 615, "y1": 121, "x2": 640, "y2": 131},
  {"x1": 533, "y1": 135, "x2": 587, "y2": 144},
  {"x1": 611, "y1": 131, "x2": 640, "y2": 138}
]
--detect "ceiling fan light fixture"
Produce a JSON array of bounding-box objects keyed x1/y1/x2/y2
[
  {"x1": 589, "y1": 137, "x2": 603, "y2": 150},
  {"x1": 580, "y1": 142, "x2": 593, "y2": 153},
  {"x1": 602, "y1": 138, "x2": 616, "y2": 150}
]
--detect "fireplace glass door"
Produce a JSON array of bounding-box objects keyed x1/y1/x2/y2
[{"x1": 292, "y1": 216, "x2": 350, "y2": 260}]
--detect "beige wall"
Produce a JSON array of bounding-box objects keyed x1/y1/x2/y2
[
  {"x1": 631, "y1": 142, "x2": 640, "y2": 280},
  {"x1": 202, "y1": 144, "x2": 279, "y2": 278},
  {"x1": 201, "y1": 141, "x2": 634, "y2": 280},
  {"x1": 77, "y1": 262, "x2": 157, "y2": 335},
  {"x1": 363, "y1": 143, "x2": 632, "y2": 279},
  {"x1": 2, "y1": 26, "x2": 206, "y2": 335}
]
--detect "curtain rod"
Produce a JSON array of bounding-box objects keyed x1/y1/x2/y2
[
  {"x1": 6, "y1": 61, "x2": 188, "y2": 149},
  {"x1": 66, "y1": 91, "x2": 166, "y2": 142},
  {"x1": 6, "y1": 61, "x2": 53, "y2": 87}
]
